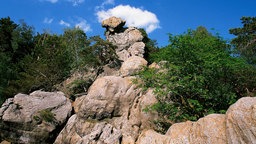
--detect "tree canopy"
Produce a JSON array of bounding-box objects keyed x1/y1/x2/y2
[{"x1": 230, "y1": 16, "x2": 256, "y2": 65}]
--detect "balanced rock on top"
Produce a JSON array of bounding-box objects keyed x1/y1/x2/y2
[{"x1": 102, "y1": 16, "x2": 126, "y2": 33}]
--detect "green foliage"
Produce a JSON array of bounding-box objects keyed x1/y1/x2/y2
[
  {"x1": 230, "y1": 16, "x2": 256, "y2": 65},
  {"x1": 38, "y1": 109, "x2": 56, "y2": 123},
  {"x1": 138, "y1": 26, "x2": 256, "y2": 127},
  {"x1": 86, "y1": 36, "x2": 121, "y2": 68},
  {"x1": 0, "y1": 17, "x2": 33, "y2": 104},
  {"x1": 139, "y1": 28, "x2": 159, "y2": 63},
  {"x1": 67, "y1": 79, "x2": 93, "y2": 100},
  {"x1": 62, "y1": 28, "x2": 90, "y2": 69},
  {"x1": 0, "y1": 18, "x2": 120, "y2": 105}
]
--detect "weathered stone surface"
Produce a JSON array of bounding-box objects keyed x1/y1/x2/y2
[
  {"x1": 77, "y1": 76, "x2": 138, "y2": 120},
  {"x1": 102, "y1": 16, "x2": 126, "y2": 32},
  {"x1": 166, "y1": 114, "x2": 227, "y2": 144},
  {"x1": 0, "y1": 91, "x2": 72, "y2": 143},
  {"x1": 136, "y1": 129, "x2": 173, "y2": 144},
  {"x1": 137, "y1": 114, "x2": 226, "y2": 144},
  {"x1": 120, "y1": 56, "x2": 148, "y2": 77},
  {"x1": 106, "y1": 27, "x2": 144, "y2": 61},
  {"x1": 0, "y1": 140, "x2": 11, "y2": 144},
  {"x1": 54, "y1": 114, "x2": 122, "y2": 144},
  {"x1": 136, "y1": 97, "x2": 256, "y2": 144},
  {"x1": 102, "y1": 17, "x2": 146, "y2": 62},
  {"x1": 128, "y1": 42, "x2": 145, "y2": 58},
  {"x1": 56, "y1": 67, "x2": 100, "y2": 99},
  {"x1": 226, "y1": 97, "x2": 256, "y2": 144},
  {"x1": 55, "y1": 76, "x2": 158, "y2": 143}
]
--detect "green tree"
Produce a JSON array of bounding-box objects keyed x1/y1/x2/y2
[
  {"x1": 0, "y1": 17, "x2": 19, "y2": 103},
  {"x1": 139, "y1": 27, "x2": 256, "y2": 128},
  {"x1": 229, "y1": 16, "x2": 256, "y2": 64},
  {"x1": 62, "y1": 28, "x2": 90, "y2": 69},
  {"x1": 10, "y1": 32, "x2": 72, "y2": 93}
]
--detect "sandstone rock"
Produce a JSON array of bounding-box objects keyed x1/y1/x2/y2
[
  {"x1": 106, "y1": 26, "x2": 144, "y2": 61},
  {"x1": 55, "y1": 76, "x2": 158, "y2": 143},
  {"x1": 136, "y1": 97, "x2": 256, "y2": 144},
  {"x1": 102, "y1": 17, "x2": 145, "y2": 62},
  {"x1": 136, "y1": 129, "x2": 173, "y2": 144},
  {"x1": 0, "y1": 140, "x2": 11, "y2": 144},
  {"x1": 77, "y1": 76, "x2": 138, "y2": 120},
  {"x1": 0, "y1": 91, "x2": 72, "y2": 143},
  {"x1": 54, "y1": 114, "x2": 122, "y2": 144},
  {"x1": 137, "y1": 114, "x2": 227, "y2": 144},
  {"x1": 226, "y1": 97, "x2": 256, "y2": 144},
  {"x1": 102, "y1": 16, "x2": 126, "y2": 33},
  {"x1": 149, "y1": 62, "x2": 160, "y2": 69},
  {"x1": 128, "y1": 42, "x2": 145, "y2": 58},
  {"x1": 166, "y1": 114, "x2": 227, "y2": 144},
  {"x1": 120, "y1": 56, "x2": 148, "y2": 77},
  {"x1": 56, "y1": 67, "x2": 100, "y2": 100}
]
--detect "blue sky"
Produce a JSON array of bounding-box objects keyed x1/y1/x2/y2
[{"x1": 0, "y1": 0, "x2": 255, "y2": 47}]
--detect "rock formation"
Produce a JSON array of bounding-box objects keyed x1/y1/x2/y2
[
  {"x1": 54, "y1": 76, "x2": 158, "y2": 144},
  {"x1": 1, "y1": 16, "x2": 256, "y2": 144},
  {"x1": 103, "y1": 17, "x2": 145, "y2": 62},
  {"x1": 54, "y1": 17, "x2": 158, "y2": 143},
  {"x1": 137, "y1": 97, "x2": 256, "y2": 144},
  {"x1": 0, "y1": 91, "x2": 72, "y2": 143}
]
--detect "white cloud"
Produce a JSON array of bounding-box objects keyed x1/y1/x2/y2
[
  {"x1": 40, "y1": 0, "x2": 58, "y2": 3},
  {"x1": 43, "y1": 17, "x2": 54, "y2": 24},
  {"x1": 67, "y1": 0, "x2": 84, "y2": 6},
  {"x1": 96, "y1": 5, "x2": 160, "y2": 33},
  {"x1": 75, "y1": 18, "x2": 92, "y2": 32},
  {"x1": 59, "y1": 20, "x2": 71, "y2": 27}
]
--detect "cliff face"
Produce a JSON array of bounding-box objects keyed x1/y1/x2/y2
[{"x1": 1, "y1": 17, "x2": 256, "y2": 144}]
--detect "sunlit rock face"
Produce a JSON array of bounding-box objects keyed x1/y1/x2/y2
[
  {"x1": 137, "y1": 97, "x2": 256, "y2": 144},
  {"x1": 103, "y1": 16, "x2": 145, "y2": 62},
  {"x1": 0, "y1": 91, "x2": 72, "y2": 143},
  {"x1": 54, "y1": 76, "x2": 158, "y2": 144}
]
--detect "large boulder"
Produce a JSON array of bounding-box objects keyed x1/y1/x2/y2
[
  {"x1": 120, "y1": 56, "x2": 148, "y2": 77},
  {"x1": 54, "y1": 115, "x2": 122, "y2": 144},
  {"x1": 226, "y1": 97, "x2": 256, "y2": 144},
  {"x1": 102, "y1": 16, "x2": 126, "y2": 33},
  {"x1": 0, "y1": 91, "x2": 72, "y2": 143},
  {"x1": 166, "y1": 114, "x2": 227, "y2": 144},
  {"x1": 136, "y1": 97, "x2": 256, "y2": 144},
  {"x1": 54, "y1": 76, "x2": 158, "y2": 144},
  {"x1": 137, "y1": 114, "x2": 226, "y2": 144},
  {"x1": 136, "y1": 130, "x2": 173, "y2": 144}
]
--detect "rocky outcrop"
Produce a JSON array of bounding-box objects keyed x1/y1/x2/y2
[
  {"x1": 56, "y1": 67, "x2": 100, "y2": 100},
  {"x1": 0, "y1": 91, "x2": 72, "y2": 143},
  {"x1": 2, "y1": 17, "x2": 256, "y2": 144},
  {"x1": 120, "y1": 56, "x2": 148, "y2": 77},
  {"x1": 137, "y1": 97, "x2": 256, "y2": 144},
  {"x1": 102, "y1": 16, "x2": 126, "y2": 33},
  {"x1": 226, "y1": 97, "x2": 256, "y2": 144},
  {"x1": 54, "y1": 76, "x2": 158, "y2": 144},
  {"x1": 103, "y1": 17, "x2": 145, "y2": 62}
]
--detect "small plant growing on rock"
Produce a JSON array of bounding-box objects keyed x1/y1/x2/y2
[{"x1": 38, "y1": 109, "x2": 56, "y2": 123}]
